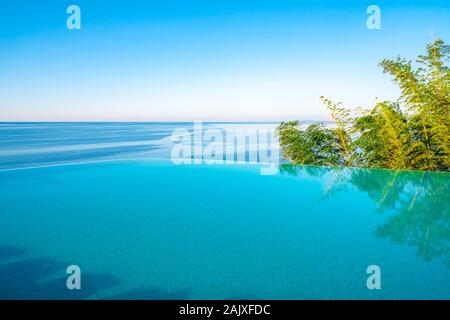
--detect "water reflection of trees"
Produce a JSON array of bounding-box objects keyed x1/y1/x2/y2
[{"x1": 279, "y1": 164, "x2": 450, "y2": 267}]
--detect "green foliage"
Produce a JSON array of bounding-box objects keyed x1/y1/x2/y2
[
  {"x1": 320, "y1": 97, "x2": 352, "y2": 165},
  {"x1": 278, "y1": 39, "x2": 450, "y2": 172},
  {"x1": 353, "y1": 102, "x2": 408, "y2": 169},
  {"x1": 276, "y1": 121, "x2": 342, "y2": 166},
  {"x1": 379, "y1": 39, "x2": 450, "y2": 171}
]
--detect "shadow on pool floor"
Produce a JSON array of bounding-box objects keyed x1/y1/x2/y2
[{"x1": 0, "y1": 245, "x2": 191, "y2": 300}]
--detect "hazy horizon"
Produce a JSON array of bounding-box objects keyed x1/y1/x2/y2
[{"x1": 0, "y1": 117, "x2": 334, "y2": 123}]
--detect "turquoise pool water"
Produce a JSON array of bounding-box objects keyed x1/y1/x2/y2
[
  {"x1": 0, "y1": 160, "x2": 449, "y2": 299},
  {"x1": 0, "y1": 123, "x2": 449, "y2": 299}
]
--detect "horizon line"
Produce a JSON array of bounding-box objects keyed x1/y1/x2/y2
[{"x1": 0, "y1": 119, "x2": 334, "y2": 124}]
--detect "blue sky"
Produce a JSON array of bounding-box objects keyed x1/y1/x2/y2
[{"x1": 0, "y1": 0, "x2": 449, "y2": 121}]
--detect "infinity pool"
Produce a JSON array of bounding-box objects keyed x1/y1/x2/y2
[{"x1": 0, "y1": 159, "x2": 448, "y2": 299}]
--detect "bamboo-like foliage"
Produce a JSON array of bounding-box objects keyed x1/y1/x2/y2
[
  {"x1": 320, "y1": 97, "x2": 352, "y2": 166},
  {"x1": 380, "y1": 39, "x2": 449, "y2": 171},
  {"x1": 277, "y1": 121, "x2": 342, "y2": 166},
  {"x1": 277, "y1": 39, "x2": 450, "y2": 172},
  {"x1": 353, "y1": 102, "x2": 408, "y2": 169}
]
